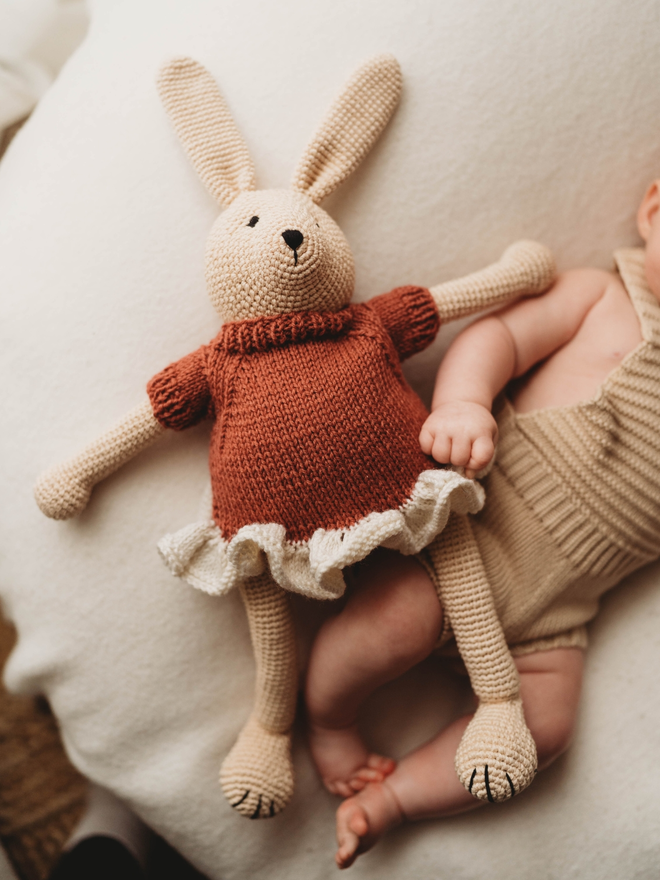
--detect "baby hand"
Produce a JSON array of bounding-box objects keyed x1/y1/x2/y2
[{"x1": 419, "y1": 401, "x2": 497, "y2": 479}]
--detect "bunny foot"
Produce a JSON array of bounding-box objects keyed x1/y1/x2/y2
[
  {"x1": 220, "y1": 715, "x2": 294, "y2": 818},
  {"x1": 455, "y1": 698, "x2": 537, "y2": 802}
]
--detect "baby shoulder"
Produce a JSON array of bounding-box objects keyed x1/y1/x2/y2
[
  {"x1": 556, "y1": 266, "x2": 614, "y2": 294},
  {"x1": 552, "y1": 267, "x2": 631, "y2": 325},
  {"x1": 495, "y1": 266, "x2": 616, "y2": 366},
  {"x1": 528, "y1": 266, "x2": 613, "y2": 322}
]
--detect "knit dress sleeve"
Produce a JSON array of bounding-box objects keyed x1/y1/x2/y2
[
  {"x1": 147, "y1": 346, "x2": 213, "y2": 431},
  {"x1": 368, "y1": 285, "x2": 440, "y2": 360}
]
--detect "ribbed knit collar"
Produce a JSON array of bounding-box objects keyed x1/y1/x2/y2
[{"x1": 220, "y1": 306, "x2": 354, "y2": 354}]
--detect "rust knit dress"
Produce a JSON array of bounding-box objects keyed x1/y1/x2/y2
[{"x1": 147, "y1": 285, "x2": 484, "y2": 600}]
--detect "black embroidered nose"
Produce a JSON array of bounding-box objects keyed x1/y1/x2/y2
[{"x1": 282, "y1": 229, "x2": 303, "y2": 251}]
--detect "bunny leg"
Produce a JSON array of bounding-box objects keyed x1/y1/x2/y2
[
  {"x1": 220, "y1": 571, "x2": 298, "y2": 818},
  {"x1": 426, "y1": 514, "x2": 537, "y2": 802}
]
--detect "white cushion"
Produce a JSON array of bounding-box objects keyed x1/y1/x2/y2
[{"x1": 2, "y1": 1, "x2": 660, "y2": 876}]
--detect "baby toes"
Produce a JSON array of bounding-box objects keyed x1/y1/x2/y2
[
  {"x1": 367, "y1": 754, "x2": 396, "y2": 775},
  {"x1": 331, "y1": 780, "x2": 358, "y2": 798},
  {"x1": 347, "y1": 777, "x2": 367, "y2": 792},
  {"x1": 325, "y1": 752, "x2": 396, "y2": 797},
  {"x1": 335, "y1": 800, "x2": 370, "y2": 869},
  {"x1": 350, "y1": 754, "x2": 396, "y2": 786}
]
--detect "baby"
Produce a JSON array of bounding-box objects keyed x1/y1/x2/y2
[{"x1": 305, "y1": 180, "x2": 660, "y2": 868}]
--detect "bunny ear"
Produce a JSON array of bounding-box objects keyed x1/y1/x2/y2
[
  {"x1": 157, "y1": 57, "x2": 257, "y2": 206},
  {"x1": 291, "y1": 54, "x2": 402, "y2": 204}
]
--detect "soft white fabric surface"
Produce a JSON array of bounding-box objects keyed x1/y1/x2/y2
[
  {"x1": 2, "y1": 1, "x2": 660, "y2": 877},
  {"x1": 0, "y1": 0, "x2": 88, "y2": 130}
]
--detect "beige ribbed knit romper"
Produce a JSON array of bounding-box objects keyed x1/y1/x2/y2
[{"x1": 429, "y1": 247, "x2": 660, "y2": 656}]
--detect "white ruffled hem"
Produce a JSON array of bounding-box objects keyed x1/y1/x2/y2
[{"x1": 157, "y1": 468, "x2": 485, "y2": 601}]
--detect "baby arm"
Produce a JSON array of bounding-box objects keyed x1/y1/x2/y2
[
  {"x1": 420, "y1": 317, "x2": 513, "y2": 476},
  {"x1": 420, "y1": 268, "x2": 611, "y2": 476}
]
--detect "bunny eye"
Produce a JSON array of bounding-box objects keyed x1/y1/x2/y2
[{"x1": 247, "y1": 216, "x2": 259, "y2": 227}]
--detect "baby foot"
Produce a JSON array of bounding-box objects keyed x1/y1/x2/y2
[
  {"x1": 308, "y1": 722, "x2": 395, "y2": 797},
  {"x1": 335, "y1": 782, "x2": 403, "y2": 869}
]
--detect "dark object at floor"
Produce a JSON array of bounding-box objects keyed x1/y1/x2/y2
[
  {"x1": 0, "y1": 619, "x2": 86, "y2": 880},
  {"x1": 49, "y1": 836, "x2": 144, "y2": 880},
  {"x1": 148, "y1": 835, "x2": 210, "y2": 880},
  {"x1": 48, "y1": 833, "x2": 215, "y2": 880}
]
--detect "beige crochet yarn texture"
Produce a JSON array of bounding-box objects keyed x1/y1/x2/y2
[
  {"x1": 34, "y1": 53, "x2": 556, "y2": 818},
  {"x1": 219, "y1": 575, "x2": 297, "y2": 818},
  {"x1": 426, "y1": 515, "x2": 537, "y2": 802},
  {"x1": 35, "y1": 400, "x2": 164, "y2": 521}
]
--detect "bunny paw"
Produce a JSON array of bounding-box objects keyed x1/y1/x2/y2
[
  {"x1": 220, "y1": 716, "x2": 294, "y2": 818},
  {"x1": 455, "y1": 698, "x2": 537, "y2": 802},
  {"x1": 34, "y1": 465, "x2": 91, "y2": 520}
]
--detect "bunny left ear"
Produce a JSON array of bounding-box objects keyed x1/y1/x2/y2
[
  {"x1": 291, "y1": 54, "x2": 402, "y2": 204},
  {"x1": 157, "y1": 57, "x2": 257, "y2": 206}
]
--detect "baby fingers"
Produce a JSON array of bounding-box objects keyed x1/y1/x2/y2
[{"x1": 467, "y1": 435, "x2": 495, "y2": 470}]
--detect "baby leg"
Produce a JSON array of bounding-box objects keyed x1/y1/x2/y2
[
  {"x1": 306, "y1": 549, "x2": 443, "y2": 798},
  {"x1": 335, "y1": 646, "x2": 583, "y2": 869}
]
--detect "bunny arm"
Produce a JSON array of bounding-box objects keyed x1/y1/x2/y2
[
  {"x1": 430, "y1": 240, "x2": 556, "y2": 323},
  {"x1": 34, "y1": 399, "x2": 165, "y2": 520}
]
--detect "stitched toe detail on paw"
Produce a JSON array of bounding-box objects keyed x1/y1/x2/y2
[
  {"x1": 224, "y1": 787, "x2": 280, "y2": 819},
  {"x1": 220, "y1": 717, "x2": 294, "y2": 818},
  {"x1": 455, "y1": 699, "x2": 538, "y2": 802}
]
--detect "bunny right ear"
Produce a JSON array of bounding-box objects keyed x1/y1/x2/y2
[
  {"x1": 291, "y1": 54, "x2": 402, "y2": 204},
  {"x1": 157, "y1": 57, "x2": 256, "y2": 206}
]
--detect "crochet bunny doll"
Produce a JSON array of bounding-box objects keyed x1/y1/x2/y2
[{"x1": 35, "y1": 54, "x2": 555, "y2": 818}]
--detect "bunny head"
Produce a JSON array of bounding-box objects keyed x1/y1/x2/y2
[
  {"x1": 203, "y1": 189, "x2": 355, "y2": 319},
  {"x1": 157, "y1": 55, "x2": 402, "y2": 321}
]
